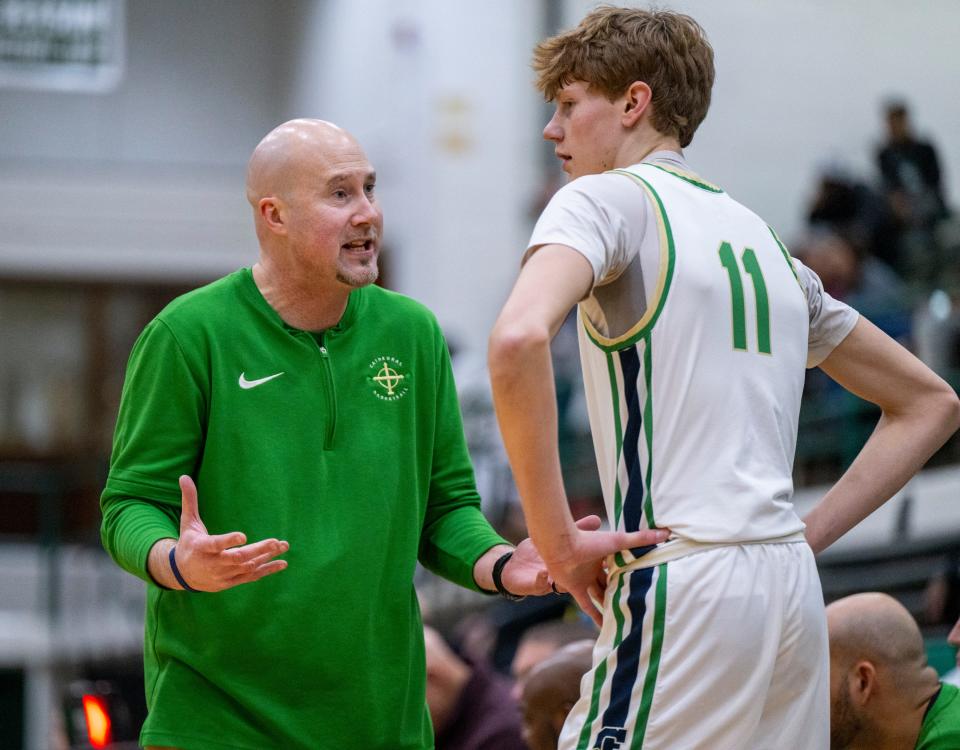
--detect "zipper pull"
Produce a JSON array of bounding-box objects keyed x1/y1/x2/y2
[{"x1": 318, "y1": 346, "x2": 328, "y2": 356}]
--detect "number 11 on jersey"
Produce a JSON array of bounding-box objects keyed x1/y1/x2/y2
[{"x1": 718, "y1": 242, "x2": 771, "y2": 354}]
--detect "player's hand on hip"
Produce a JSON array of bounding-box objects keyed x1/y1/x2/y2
[
  {"x1": 547, "y1": 522, "x2": 669, "y2": 627},
  {"x1": 173, "y1": 475, "x2": 289, "y2": 592},
  {"x1": 501, "y1": 515, "x2": 609, "y2": 596}
]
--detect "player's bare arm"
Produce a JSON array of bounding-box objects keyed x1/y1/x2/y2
[
  {"x1": 146, "y1": 475, "x2": 290, "y2": 591},
  {"x1": 489, "y1": 245, "x2": 669, "y2": 624},
  {"x1": 803, "y1": 317, "x2": 960, "y2": 553}
]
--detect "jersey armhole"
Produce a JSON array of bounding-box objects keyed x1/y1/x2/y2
[{"x1": 580, "y1": 170, "x2": 675, "y2": 352}]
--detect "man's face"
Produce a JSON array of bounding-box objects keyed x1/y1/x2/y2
[
  {"x1": 282, "y1": 140, "x2": 382, "y2": 289},
  {"x1": 829, "y1": 657, "x2": 862, "y2": 749},
  {"x1": 886, "y1": 110, "x2": 909, "y2": 142},
  {"x1": 521, "y1": 698, "x2": 559, "y2": 750},
  {"x1": 511, "y1": 639, "x2": 558, "y2": 701},
  {"x1": 948, "y1": 617, "x2": 960, "y2": 668},
  {"x1": 543, "y1": 80, "x2": 626, "y2": 180}
]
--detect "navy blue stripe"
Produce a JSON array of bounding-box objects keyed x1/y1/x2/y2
[
  {"x1": 618, "y1": 346, "x2": 644, "y2": 534},
  {"x1": 596, "y1": 567, "x2": 654, "y2": 742}
]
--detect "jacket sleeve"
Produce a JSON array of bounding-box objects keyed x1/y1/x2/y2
[
  {"x1": 417, "y1": 327, "x2": 507, "y2": 591},
  {"x1": 100, "y1": 319, "x2": 206, "y2": 585}
]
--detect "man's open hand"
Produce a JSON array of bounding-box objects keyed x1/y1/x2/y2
[{"x1": 169, "y1": 475, "x2": 289, "y2": 592}]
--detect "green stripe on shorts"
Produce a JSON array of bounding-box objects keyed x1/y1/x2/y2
[
  {"x1": 577, "y1": 573, "x2": 629, "y2": 750},
  {"x1": 632, "y1": 563, "x2": 669, "y2": 748}
]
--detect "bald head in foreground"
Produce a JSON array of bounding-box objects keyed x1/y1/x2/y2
[
  {"x1": 520, "y1": 640, "x2": 594, "y2": 750},
  {"x1": 827, "y1": 592, "x2": 960, "y2": 750}
]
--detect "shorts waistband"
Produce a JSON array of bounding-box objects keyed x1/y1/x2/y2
[{"x1": 606, "y1": 530, "x2": 808, "y2": 579}]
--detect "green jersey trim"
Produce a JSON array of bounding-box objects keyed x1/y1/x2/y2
[
  {"x1": 604, "y1": 345, "x2": 625, "y2": 530},
  {"x1": 582, "y1": 170, "x2": 676, "y2": 352},
  {"x1": 648, "y1": 163, "x2": 724, "y2": 193},
  {"x1": 642, "y1": 335, "x2": 656, "y2": 529},
  {"x1": 767, "y1": 225, "x2": 805, "y2": 296}
]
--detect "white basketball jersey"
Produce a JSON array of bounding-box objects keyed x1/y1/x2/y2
[{"x1": 577, "y1": 163, "x2": 810, "y2": 546}]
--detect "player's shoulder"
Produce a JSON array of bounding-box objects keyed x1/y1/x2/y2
[
  {"x1": 545, "y1": 171, "x2": 653, "y2": 222},
  {"x1": 558, "y1": 170, "x2": 639, "y2": 198}
]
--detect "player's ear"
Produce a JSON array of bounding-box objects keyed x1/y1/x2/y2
[{"x1": 622, "y1": 81, "x2": 652, "y2": 127}]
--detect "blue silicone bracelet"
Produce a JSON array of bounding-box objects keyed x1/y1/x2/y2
[{"x1": 169, "y1": 545, "x2": 198, "y2": 592}]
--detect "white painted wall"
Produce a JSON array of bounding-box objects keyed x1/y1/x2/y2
[
  {"x1": 0, "y1": 0, "x2": 291, "y2": 164},
  {"x1": 282, "y1": 0, "x2": 544, "y2": 353},
  {"x1": 567, "y1": 0, "x2": 960, "y2": 247}
]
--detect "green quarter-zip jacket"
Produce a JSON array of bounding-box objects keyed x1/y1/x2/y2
[{"x1": 101, "y1": 268, "x2": 507, "y2": 750}]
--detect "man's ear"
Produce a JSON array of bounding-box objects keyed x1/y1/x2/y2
[
  {"x1": 850, "y1": 660, "x2": 878, "y2": 705},
  {"x1": 259, "y1": 197, "x2": 286, "y2": 234},
  {"x1": 622, "y1": 81, "x2": 653, "y2": 127}
]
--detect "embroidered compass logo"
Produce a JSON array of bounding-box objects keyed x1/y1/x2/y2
[{"x1": 368, "y1": 355, "x2": 410, "y2": 401}]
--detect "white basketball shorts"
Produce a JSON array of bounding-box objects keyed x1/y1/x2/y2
[{"x1": 559, "y1": 541, "x2": 829, "y2": 750}]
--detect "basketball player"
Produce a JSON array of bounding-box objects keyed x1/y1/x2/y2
[{"x1": 488, "y1": 7, "x2": 960, "y2": 748}]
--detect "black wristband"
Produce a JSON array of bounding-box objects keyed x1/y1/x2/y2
[
  {"x1": 169, "y1": 545, "x2": 198, "y2": 592},
  {"x1": 492, "y1": 551, "x2": 525, "y2": 601}
]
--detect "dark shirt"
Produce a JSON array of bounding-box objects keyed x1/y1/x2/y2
[
  {"x1": 434, "y1": 661, "x2": 527, "y2": 750},
  {"x1": 878, "y1": 137, "x2": 947, "y2": 225}
]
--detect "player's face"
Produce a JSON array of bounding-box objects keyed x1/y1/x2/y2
[
  {"x1": 949, "y1": 617, "x2": 960, "y2": 668},
  {"x1": 543, "y1": 80, "x2": 625, "y2": 180},
  {"x1": 284, "y1": 143, "x2": 382, "y2": 289}
]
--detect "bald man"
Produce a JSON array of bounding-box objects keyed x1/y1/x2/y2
[
  {"x1": 944, "y1": 616, "x2": 960, "y2": 687},
  {"x1": 510, "y1": 618, "x2": 597, "y2": 700},
  {"x1": 827, "y1": 593, "x2": 960, "y2": 749},
  {"x1": 100, "y1": 120, "x2": 658, "y2": 750},
  {"x1": 520, "y1": 640, "x2": 594, "y2": 750}
]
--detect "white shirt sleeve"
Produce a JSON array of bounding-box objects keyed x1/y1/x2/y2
[
  {"x1": 525, "y1": 173, "x2": 651, "y2": 287},
  {"x1": 795, "y1": 258, "x2": 860, "y2": 368}
]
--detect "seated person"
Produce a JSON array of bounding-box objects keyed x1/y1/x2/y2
[
  {"x1": 510, "y1": 618, "x2": 597, "y2": 700},
  {"x1": 520, "y1": 640, "x2": 594, "y2": 750},
  {"x1": 828, "y1": 592, "x2": 960, "y2": 749},
  {"x1": 423, "y1": 626, "x2": 526, "y2": 750}
]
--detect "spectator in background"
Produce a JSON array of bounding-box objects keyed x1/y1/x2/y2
[
  {"x1": 521, "y1": 640, "x2": 595, "y2": 750},
  {"x1": 423, "y1": 626, "x2": 527, "y2": 750},
  {"x1": 878, "y1": 101, "x2": 948, "y2": 229},
  {"x1": 511, "y1": 618, "x2": 598, "y2": 699},
  {"x1": 827, "y1": 592, "x2": 960, "y2": 749},
  {"x1": 798, "y1": 229, "x2": 911, "y2": 341},
  {"x1": 877, "y1": 100, "x2": 950, "y2": 286},
  {"x1": 808, "y1": 162, "x2": 900, "y2": 271}
]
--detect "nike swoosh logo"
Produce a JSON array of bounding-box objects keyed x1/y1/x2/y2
[{"x1": 238, "y1": 371, "x2": 284, "y2": 389}]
